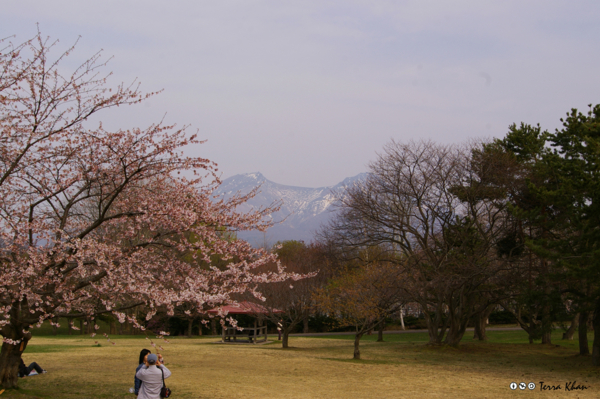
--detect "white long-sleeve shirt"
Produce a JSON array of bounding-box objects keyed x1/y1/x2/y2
[{"x1": 135, "y1": 364, "x2": 171, "y2": 399}]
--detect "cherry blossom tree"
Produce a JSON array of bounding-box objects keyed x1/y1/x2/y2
[{"x1": 0, "y1": 32, "x2": 296, "y2": 388}]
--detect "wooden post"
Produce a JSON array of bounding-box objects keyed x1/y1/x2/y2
[
  {"x1": 211, "y1": 318, "x2": 217, "y2": 336},
  {"x1": 400, "y1": 306, "x2": 405, "y2": 330},
  {"x1": 253, "y1": 320, "x2": 257, "y2": 344}
]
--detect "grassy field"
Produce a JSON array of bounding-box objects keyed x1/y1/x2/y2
[{"x1": 2, "y1": 329, "x2": 600, "y2": 398}]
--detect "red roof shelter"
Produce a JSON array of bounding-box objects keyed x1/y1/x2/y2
[
  {"x1": 207, "y1": 301, "x2": 282, "y2": 344},
  {"x1": 207, "y1": 301, "x2": 274, "y2": 316}
]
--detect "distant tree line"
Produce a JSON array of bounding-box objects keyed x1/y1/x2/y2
[{"x1": 312, "y1": 104, "x2": 600, "y2": 364}]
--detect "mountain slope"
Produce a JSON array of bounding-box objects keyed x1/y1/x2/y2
[{"x1": 214, "y1": 172, "x2": 367, "y2": 246}]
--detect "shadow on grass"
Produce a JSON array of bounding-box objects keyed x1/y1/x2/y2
[
  {"x1": 304, "y1": 329, "x2": 600, "y2": 382},
  {"x1": 20, "y1": 344, "x2": 83, "y2": 354},
  {"x1": 320, "y1": 357, "x2": 403, "y2": 365}
]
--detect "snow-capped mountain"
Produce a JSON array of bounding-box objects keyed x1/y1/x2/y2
[{"x1": 214, "y1": 172, "x2": 367, "y2": 246}]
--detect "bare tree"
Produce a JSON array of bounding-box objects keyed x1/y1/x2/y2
[{"x1": 326, "y1": 140, "x2": 512, "y2": 346}]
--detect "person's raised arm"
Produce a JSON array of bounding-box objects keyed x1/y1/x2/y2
[{"x1": 135, "y1": 365, "x2": 151, "y2": 381}]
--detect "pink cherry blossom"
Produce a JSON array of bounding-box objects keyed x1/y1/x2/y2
[{"x1": 0, "y1": 31, "x2": 303, "y2": 389}]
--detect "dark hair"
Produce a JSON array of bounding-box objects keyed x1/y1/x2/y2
[{"x1": 139, "y1": 349, "x2": 151, "y2": 365}]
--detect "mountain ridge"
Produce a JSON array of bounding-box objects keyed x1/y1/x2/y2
[{"x1": 214, "y1": 172, "x2": 367, "y2": 246}]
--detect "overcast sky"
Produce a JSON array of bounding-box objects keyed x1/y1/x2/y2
[{"x1": 3, "y1": 1, "x2": 600, "y2": 187}]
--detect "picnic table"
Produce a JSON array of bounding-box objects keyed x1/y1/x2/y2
[
  {"x1": 207, "y1": 301, "x2": 282, "y2": 344},
  {"x1": 222, "y1": 325, "x2": 268, "y2": 343}
]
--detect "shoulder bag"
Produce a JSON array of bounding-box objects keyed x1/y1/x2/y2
[{"x1": 159, "y1": 366, "x2": 171, "y2": 398}]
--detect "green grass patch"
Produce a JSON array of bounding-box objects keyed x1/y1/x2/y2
[{"x1": 311, "y1": 331, "x2": 430, "y2": 342}]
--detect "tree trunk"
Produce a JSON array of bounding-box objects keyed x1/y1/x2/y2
[
  {"x1": 541, "y1": 306, "x2": 552, "y2": 344},
  {"x1": 473, "y1": 305, "x2": 494, "y2": 341},
  {"x1": 423, "y1": 303, "x2": 446, "y2": 344},
  {"x1": 0, "y1": 340, "x2": 26, "y2": 389},
  {"x1": 303, "y1": 316, "x2": 309, "y2": 334},
  {"x1": 541, "y1": 330, "x2": 552, "y2": 345},
  {"x1": 593, "y1": 300, "x2": 600, "y2": 366},
  {"x1": 473, "y1": 315, "x2": 485, "y2": 341},
  {"x1": 110, "y1": 320, "x2": 117, "y2": 335},
  {"x1": 282, "y1": 327, "x2": 290, "y2": 349},
  {"x1": 377, "y1": 320, "x2": 385, "y2": 342},
  {"x1": 512, "y1": 306, "x2": 539, "y2": 344},
  {"x1": 211, "y1": 319, "x2": 217, "y2": 336},
  {"x1": 444, "y1": 301, "x2": 471, "y2": 347},
  {"x1": 563, "y1": 313, "x2": 578, "y2": 340},
  {"x1": 541, "y1": 277, "x2": 552, "y2": 345},
  {"x1": 353, "y1": 332, "x2": 363, "y2": 360},
  {"x1": 52, "y1": 316, "x2": 58, "y2": 336},
  {"x1": 445, "y1": 319, "x2": 468, "y2": 347},
  {"x1": 579, "y1": 311, "x2": 590, "y2": 356},
  {"x1": 400, "y1": 307, "x2": 405, "y2": 330},
  {"x1": 67, "y1": 317, "x2": 73, "y2": 336},
  {"x1": 0, "y1": 313, "x2": 31, "y2": 389},
  {"x1": 187, "y1": 318, "x2": 193, "y2": 337}
]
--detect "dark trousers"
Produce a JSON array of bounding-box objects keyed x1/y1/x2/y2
[{"x1": 25, "y1": 362, "x2": 44, "y2": 375}]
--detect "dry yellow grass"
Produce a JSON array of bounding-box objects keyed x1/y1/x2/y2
[{"x1": 3, "y1": 333, "x2": 600, "y2": 398}]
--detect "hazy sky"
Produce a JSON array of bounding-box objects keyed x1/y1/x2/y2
[{"x1": 3, "y1": 1, "x2": 600, "y2": 187}]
